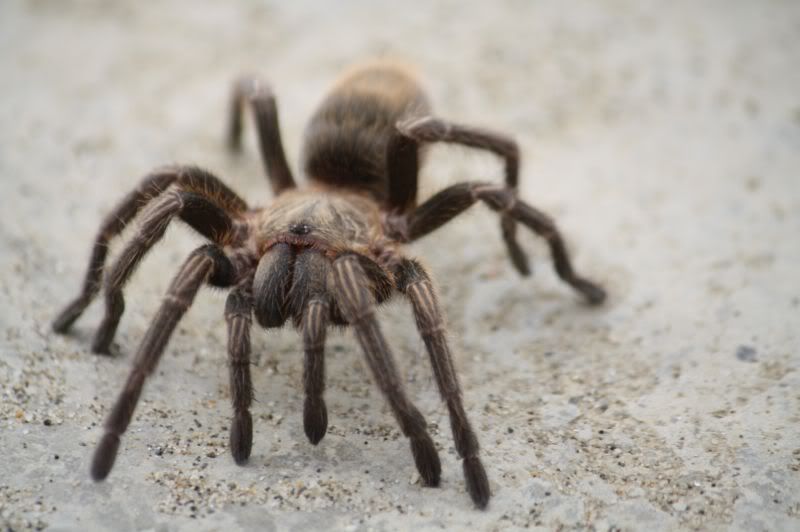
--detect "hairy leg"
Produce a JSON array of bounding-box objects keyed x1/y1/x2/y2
[
  {"x1": 228, "y1": 77, "x2": 295, "y2": 194},
  {"x1": 91, "y1": 245, "x2": 236, "y2": 481},
  {"x1": 53, "y1": 166, "x2": 247, "y2": 342},
  {"x1": 330, "y1": 254, "x2": 441, "y2": 487},
  {"x1": 287, "y1": 250, "x2": 333, "y2": 444},
  {"x1": 252, "y1": 243, "x2": 295, "y2": 329},
  {"x1": 385, "y1": 131, "x2": 421, "y2": 213},
  {"x1": 396, "y1": 116, "x2": 528, "y2": 272},
  {"x1": 398, "y1": 116, "x2": 519, "y2": 187},
  {"x1": 225, "y1": 280, "x2": 255, "y2": 464},
  {"x1": 302, "y1": 297, "x2": 329, "y2": 445},
  {"x1": 90, "y1": 181, "x2": 243, "y2": 354},
  {"x1": 394, "y1": 258, "x2": 490, "y2": 508},
  {"x1": 402, "y1": 182, "x2": 606, "y2": 304}
]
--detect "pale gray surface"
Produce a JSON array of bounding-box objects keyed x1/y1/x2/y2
[{"x1": 2, "y1": 1, "x2": 799, "y2": 530}]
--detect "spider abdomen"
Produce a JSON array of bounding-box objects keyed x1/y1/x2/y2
[{"x1": 302, "y1": 61, "x2": 430, "y2": 203}]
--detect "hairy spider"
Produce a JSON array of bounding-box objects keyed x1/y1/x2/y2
[{"x1": 53, "y1": 61, "x2": 605, "y2": 509}]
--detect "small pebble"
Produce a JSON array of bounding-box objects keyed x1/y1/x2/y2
[{"x1": 736, "y1": 345, "x2": 757, "y2": 362}]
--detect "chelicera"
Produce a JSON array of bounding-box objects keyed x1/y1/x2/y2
[{"x1": 53, "y1": 62, "x2": 605, "y2": 508}]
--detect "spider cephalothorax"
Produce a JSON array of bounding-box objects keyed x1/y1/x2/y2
[{"x1": 53, "y1": 61, "x2": 605, "y2": 509}]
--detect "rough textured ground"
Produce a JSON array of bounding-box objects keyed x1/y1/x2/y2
[{"x1": 1, "y1": 1, "x2": 799, "y2": 530}]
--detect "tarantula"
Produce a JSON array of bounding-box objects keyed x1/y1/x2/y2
[{"x1": 52, "y1": 61, "x2": 605, "y2": 509}]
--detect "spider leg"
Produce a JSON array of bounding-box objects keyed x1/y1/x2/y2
[
  {"x1": 287, "y1": 250, "x2": 334, "y2": 444},
  {"x1": 302, "y1": 297, "x2": 329, "y2": 445},
  {"x1": 394, "y1": 258, "x2": 490, "y2": 509},
  {"x1": 91, "y1": 179, "x2": 245, "y2": 355},
  {"x1": 385, "y1": 130, "x2": 421, "y2": 213},
  {"x1": 227, "y1": 77, "x2": 296, "y2": 194},
  {"x1": 396, "y1": 116, "x2": 528, "y2": 273},
  {"x1": 53, "y1": 169, "x2": 175, "y2": 334},
  {"x1": 403, "y1": 182, "x2": 606, "y2": 304},
  {"x1": 91, "y1": 244, "x2": 236, "y2": 481},
  {"x1": 330, "y1": 254, "x2": 441, "y2": 487},
  {"x1": 225, "y1": 279, "x2": 255, "y2": 464},
  {"x1": 53, "y1": 166, "x2": 247, "y2": 339}
]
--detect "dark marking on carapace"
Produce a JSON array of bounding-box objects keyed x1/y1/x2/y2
[{"x1": 289, "y1": 222, "x2": 313, "y2": 236}]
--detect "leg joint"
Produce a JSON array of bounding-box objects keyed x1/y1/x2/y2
[
  {"x1": 347, "y1": 307, "x2": 376, "y2": 328},
  {"x1": 163, "y1": 294, "x2": 191, "y2": 310},
  {"x1": 418, "y1": 323, "x2": 446, "y2": 337},
  {"x1": 472, "y1": 185, "x2": 517, "y2": 214},
  {"x1": 195, "y1": 244, "x2": 236, "y2": 287}
]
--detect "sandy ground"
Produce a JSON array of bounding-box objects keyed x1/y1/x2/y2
[{"x1": 2, "y1": 1, "x2": 799, "y2": 530}]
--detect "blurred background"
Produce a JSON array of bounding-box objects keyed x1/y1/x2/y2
[{"x1": 1, "y1": 1, "x2": 799, "y2": 530}]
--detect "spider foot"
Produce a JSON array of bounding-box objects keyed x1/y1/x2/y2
[
  {"x1": 410, "y1": 434, "x2": 441, "y2": 487},
  {"x1": 91, "y1": 293, "x2": 124, "y2": 355},
  {"x1": 52, "y1": 297, "x2": 89, "y2": 334},
  {"x1": 90, "y1": 332, "x2": 115, "y2": 356},
  {"x1": 463, "y1": 455, "x2": 490, "y2": 509},
  {"x1": 510, "y1": 256, "x2": 532, "y2": 276},
  {"x1": 575, "y1": 278, "x2": 606, "y2": 305},
  {"x1": 230, "y1": 411, "x2": 253, "y2": 464},
  {"x1": 501, "y1": 216, "x2": 531, "y2": 276},
  {"x1": 303, "y1": 397, "x2": 328, "y2": 445},
  {"x1": 505, "y1": 239, "x2": 531, "y2": 277},
  {"x1": 91, "y1": 433, "x2": 120, "y2": 481}
]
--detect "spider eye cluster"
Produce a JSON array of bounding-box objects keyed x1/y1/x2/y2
[{"x1": 288, "y1": 222, "x2": 312, "y2": 235}]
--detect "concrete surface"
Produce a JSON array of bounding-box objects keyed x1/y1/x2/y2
[{"x1": 2, "y1": 0, "x2": 799, "y2": 530}]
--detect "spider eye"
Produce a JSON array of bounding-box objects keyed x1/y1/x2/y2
[{"x1": 289, "y1": 222, "x2": 312, "y2": 235}]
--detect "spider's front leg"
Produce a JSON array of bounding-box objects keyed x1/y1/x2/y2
[
  {"x1": 91, "y1": 244, "x2": 238, "y2": 480},
  {"x1": 225, "y1": 280, "x2": 255, "y2": 464},
  {"x1": 330, "y1": 254, "x2": 442, "y2": 488},
  {"x1": 394, "y1": 258, "x2": 490, "y2": 509}
]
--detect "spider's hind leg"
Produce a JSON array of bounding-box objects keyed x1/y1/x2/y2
[
  {"x1": 301, "y1": 297, "x2": 329, "y2": 445},
  {"x1": 396, "y1": 116, "x2": 529, "y2": 274},
  {"x1": 227, "y1": 77, "x2": 295, "y2": 195}
]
